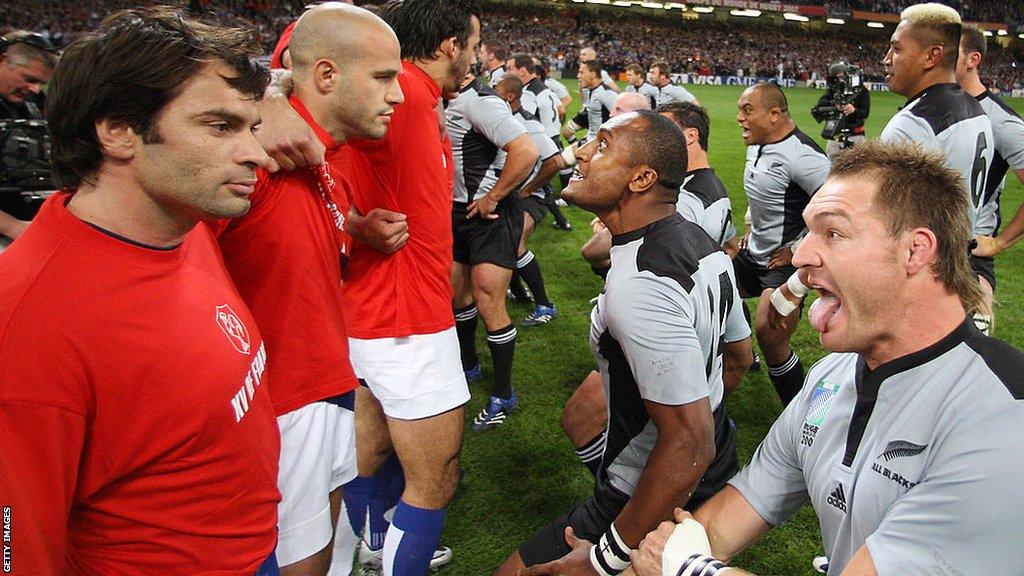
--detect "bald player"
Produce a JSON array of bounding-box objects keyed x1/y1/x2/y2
[
  {"x1": 735, "y1": 82, "x2": 829, "y2": 406},
  {"x1": 878, "y1": 3, "x2": 994, "y2": 332},
  {"x1": 957, "y1": 24, "x2": 1024, "y2": 330},
  {"x1": 610, "y1": 92, "x2": 651, "y2": 118},
  {"x1": 214, "y1": 5, "x2": 404, "y2": 575}
]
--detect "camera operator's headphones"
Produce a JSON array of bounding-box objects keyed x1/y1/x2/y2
[{"x1": 0, "y1": 32, "x2": 59, "y2": 57}]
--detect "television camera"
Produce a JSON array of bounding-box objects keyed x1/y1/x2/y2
[{"x1": 811, "y1": 63, "x2": 864, "y2": 146}]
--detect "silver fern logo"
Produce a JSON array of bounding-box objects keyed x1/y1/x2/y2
[{"x1": 878, "y1": 440, "x2": 928, "y2": 462}]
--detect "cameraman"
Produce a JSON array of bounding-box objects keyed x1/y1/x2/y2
[
  {"x1": 0, "y1": 31, "x2": 57, "y2": 244},
  {"x1": 813, "y1": 63, "x2": 870, "y2": 159}
]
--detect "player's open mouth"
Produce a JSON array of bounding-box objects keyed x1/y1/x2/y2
[{"x1": 808, "y1": 287, "x2": 841, "y2": 333}]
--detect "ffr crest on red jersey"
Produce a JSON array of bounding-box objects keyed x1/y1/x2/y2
[{"x1": 215, "y1": 304, "x2": 251, "y2": 355}]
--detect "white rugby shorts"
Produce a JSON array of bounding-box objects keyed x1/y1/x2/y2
[
  {"x1": 276, "y1": 399, "x2": 357, "y2": 567},
  {"x1": 348, "y1": 326, "x2": 470, "y2": 420}
]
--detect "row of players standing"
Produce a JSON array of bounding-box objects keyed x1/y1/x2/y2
[
  {"x1": 3, "y1": 1, "x2": 1024, "y2": 575},
  {"x1": 0, "y1": 1, "x2": 491, "y2": 575},
  {"x1": 471, "y1": 3, "x2": 1024, "y2": 576}
]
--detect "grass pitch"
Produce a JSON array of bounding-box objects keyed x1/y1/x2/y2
[{"x1": 443, "y1": 82, "x2": 1024, "y2": 575}]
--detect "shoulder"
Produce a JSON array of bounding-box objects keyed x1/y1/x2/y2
[
  {"x1": 980, "y1": 92, "x2": 1024, "y2": 126},
  {"x1": 881, "y1": 106, "x2": 931, "y2": 141},
  {"x1": 909, "y1": 84, "x2": 987, "y2": 135},
  {"x1": 962, "y1": 332, "x2": 1024, "y2": 401},
  {"x1": 791, "y1": 129, "x2": 826, "y2": 155},
  {"x1": 633, "y1": 215, "x2": 725, "y2": 293},
  {"x1": 684, "y1": 169, "x2": 727, "y2": 205}
]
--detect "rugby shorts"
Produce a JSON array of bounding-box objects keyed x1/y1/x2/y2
[
  {"x1": 348, "y1": 326, "x2": 471, "y2": 420},
  {"x1": 276, "y1": 394, "x2": 357, "y2": 566}
]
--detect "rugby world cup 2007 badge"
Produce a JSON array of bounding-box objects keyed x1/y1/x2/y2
[{"x1": 801, "y1": 379, "x2": 841, "y2": 447}]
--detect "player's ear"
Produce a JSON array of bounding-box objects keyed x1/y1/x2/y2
[
  {"x1": 312, "y1": 59, "x2": 339, "y2": 92},
  {"x1": 95, "y1": 118, "x2": 138, "y2": 161},
  {"x1": 438, "y1": 36, "x2": 458, "y2": 60},
  {"x1": 924, "y1": 45, "x2": 945, "y2": 70},
  {"x1": 629, "y1": 165, "x2": 658, "y2": 194},
  {"x1": 905, "y1": 227, "x2": 938, "y2": 276},
  {"x1": 970, "y1": 51, "x2": 983, "y2": 69}
]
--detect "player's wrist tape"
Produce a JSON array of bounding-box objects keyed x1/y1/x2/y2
[
  {"x1": 560, "y1": 144, "x2": 577, "y2": 166},
  {"x1": 673, "y1": 553, "x2": 727, "y2": 576},
  {"x1": 589, "y1": 524, "x2": 632, "y2": 576},
  {"x1": 786, "y1": 271, "x2": 810, "y2": 298},
  {"x1": 770, "y1": 287, "x2": 799, "y2": 317},
  {"x1": 566, "y1": 120, "x2": 582, "y2": 133}
]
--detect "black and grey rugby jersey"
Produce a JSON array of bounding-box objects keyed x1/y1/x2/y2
[
  {"x1": 655, "y1": 83, "x2": 697, "y2": 107},
  {"x1": 743, "y1": 128, "x2": 830, "y2": 266},
  {"x1": 446, "y1": 78, "x2": 527, "y2": 203},
  {"x1": 519, "y1": 77, "x2": 561, "y2": 139},
  {"x1": 514, "y1": 109, "x2": 559, "y2": 200},
  {"x1": 974, "y1": 90, "x2": 1024, "y2": 236},
  {"x1": 677, "y1": 167, "x2": 736, "y2": 247},
  {"x1": 592, "y1": 213, "x2": 749, "y2": 496},
  {"x1": 625, "y1": 81, "x2": 659, "y2": 109},
  {"x1": 731, "y1": 319, "x2": 1024, "y2": 574},
  {"x1": 880, "y1": 83, "x2": 994, "y2": 235},
  {"x1": 487, "y1": 65, "x2": 507, "y2": 87},
  {"x1": 572, "y1": 83, "x2": 617, "y2": 143}
]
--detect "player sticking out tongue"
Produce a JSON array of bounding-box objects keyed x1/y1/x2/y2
[{"x1": 808, "y1": 289, "x2": 840, "y2": 333}]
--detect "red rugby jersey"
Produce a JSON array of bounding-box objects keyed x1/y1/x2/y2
[
  {"x1": 343, "y1": 61, "x2": 456, "y2": 339},
  {"x1": 0, "y1": 193, "x2": 280, "y2": 575},
  {"x1": 215, "y1": 95, "x2": 358, "y2": 416}
]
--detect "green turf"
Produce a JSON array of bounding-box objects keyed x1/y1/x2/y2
[{"x1": 441, "y1": 81, "x2": 1024, "y2": 575}]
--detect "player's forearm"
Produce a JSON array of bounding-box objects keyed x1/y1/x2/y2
[
  {"x1": 487, "y1": 144, "x2": 539, "y2": 202},
  {"x1": 693, "y1": 486, "x2": 772, "y2": 562},
  {"x1": 722, "y1": 338, "x2": 753, "y2": 396},
  {"x1": 518, "y1": 156, "x2": 564, "y2": 197},
  {"x1": 0, "y1": 210, "x2": 30, "y2": 239},
  {"x1": 614, "y1": 428, "x2": 715, "y2": 546}
]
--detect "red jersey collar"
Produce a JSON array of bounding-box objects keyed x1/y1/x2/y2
[
  {"x1": 403, "y1": 60, "x2": 441, "y2": 99},
  {"x1": 288, "y1": 94, "x2": 341, "y2": 151}
]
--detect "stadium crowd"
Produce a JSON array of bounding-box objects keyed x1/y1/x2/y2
[
  {"x1": 2, "y1": 1, "x2": 1024, "y2": 576},
  {"x1": 2, "y1": 0, "x2": 1023, "y2": 90},
  {"x1": 816, "y1": 0, "x2": 1019, "y2": 25}
]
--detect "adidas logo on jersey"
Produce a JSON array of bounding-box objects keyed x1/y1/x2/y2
[{"x1": 827, "y1": 483, "x2": 847, "y2": 513}]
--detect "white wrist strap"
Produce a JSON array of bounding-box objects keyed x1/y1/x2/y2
[
  {"x1": 674, "y1": 554, "x2": 728, "y2": 576},
  {"x1": 786, "y1": 271, "x2": 810, "y2": 298},
  {"x1": 589, "y1": 524, "x2": 632, "y2": 576},
  {"x1": 770, "y1": 287, "x2": 799, "y2": 316},
  {"x1": 560, "y1": 144, "x2": 578, "y2": 167}
]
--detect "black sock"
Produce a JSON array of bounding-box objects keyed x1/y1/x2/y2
[
  {"x1": 574, "y1": 431, "x2": 606, "y2": 477},
  {"x1": 509, "y1": 270, "x2": 530, "y2": 301},
  {"x1": 486, "y1": 324, "x2": 516, "y2": 399},
  {"x1": 454, "y1": 304, "x2": 478, "y2": 371},
  {"x1": 548, "y1": 197, "x2": 569, "y2": 228},
  {"x1": 516, "y1": 251, "x2": 551, "y2": 306},
  {"x1": 768, "y1": 351, "x2": 804, "y2": 406}
]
